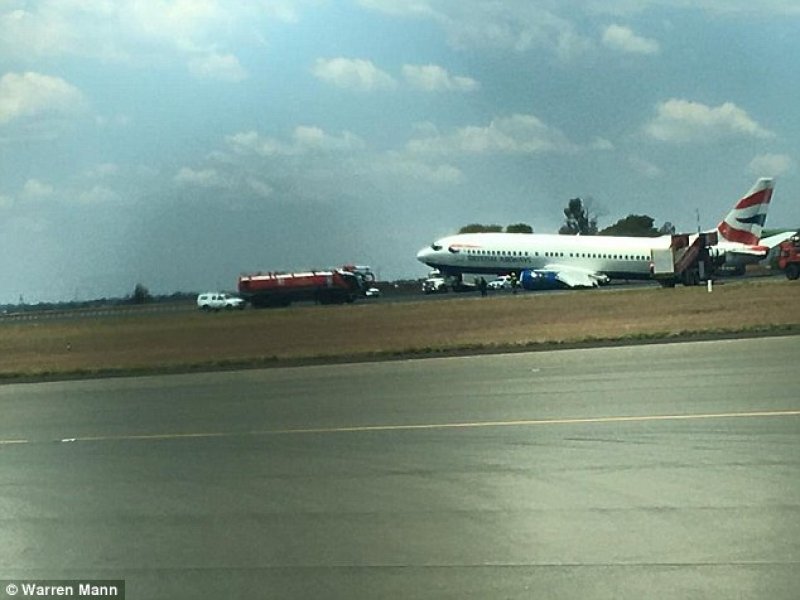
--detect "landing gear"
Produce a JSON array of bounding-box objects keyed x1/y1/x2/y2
[{"x1": 681, "y1": 269, "x2": 701, "y2": 286}]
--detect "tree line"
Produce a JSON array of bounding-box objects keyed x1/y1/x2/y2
[{"x1": 458, "y1": 197, "x2": 676, "y2": 237}]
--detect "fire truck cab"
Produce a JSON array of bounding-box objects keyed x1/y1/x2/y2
[{"x1": 777, "y1": 235, "x2": 800, "y2": 280}]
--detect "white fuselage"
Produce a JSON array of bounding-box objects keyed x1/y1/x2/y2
[
  {"x1": 417, "y1": 178, "x2": 780, "y2": 284},
  {"x1": 417, "y1": 232, "x2": 673, "y2": 279}
]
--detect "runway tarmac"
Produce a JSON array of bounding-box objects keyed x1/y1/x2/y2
[{"x1": 1, "y1": 336, "x2": 799, "y2": 599}]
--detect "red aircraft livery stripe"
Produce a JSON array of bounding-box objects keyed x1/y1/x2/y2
[
  {"x1": 735, "y1": 187, "x2": 772, "y2": 210},
  {"x1": 717, "y1": 221, "x2": 760, "y2": 245}
]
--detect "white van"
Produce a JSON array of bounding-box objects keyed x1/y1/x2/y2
[
  {"x1": 422, "y1": 276, "x2": 447, "y2": 294},
  {"x1": 486, "y1": 275, "x2": 512, "y2": 290},
  {"x1": 196, "y1": 293, "x2": 245, "y2": 311}
]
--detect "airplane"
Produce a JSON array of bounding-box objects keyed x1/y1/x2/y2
[{"x1": 416, "y1": 177, "x2": 785, "y2": 289}]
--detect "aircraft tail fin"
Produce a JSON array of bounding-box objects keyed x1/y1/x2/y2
[{"x1": 716, "y1": 178, "x2": 774, "y2": 245}]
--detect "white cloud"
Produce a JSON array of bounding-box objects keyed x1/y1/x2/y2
[
  {"x1": 0, "y1": 6, "x2": 80, "y2": 58},
  {"x1": 748, "y1": 153, "x2": 794, "y2": 177},
  {"x1": 402, "y1": 64, "x2": 479, "y2": 92},
  {"x1": 1, "y1": 1, "x2": 211, "y2": 61},
  {"x1": 368, "y1": 152, "x2": 464, "y2": 184},
  {"x1": 123, "y1": 0, "x2": 230, "y2": 52},
  {"x1": 358, "y1": 1, "x2": 594, "y2": 59},
  {"x1": 227, "y1": 126, "x2": 365, "y2": 156},
  {"x1": 292, "y1": 125, "x2": 366, "y2": 152},
  {"x1": 226, "y1": 131, "x2": 284, "y2": 156},
  {"x1": 407, "y1": 114, "x2": 576, "y2": 155},
  {"x1": 0, "y1": 72, "x2": 86, "y2": 125},
  {"x1": 77, "y1": 184, "x2": 120, "y2": 205},
  {"x1": 194, "y1": 127, "x2": 464, "y2": 208},
  {"x1": 188, "y1": 52, "x2": 248, "y2": 82},
  {"x1": 602, "y1": 24, "x2": 659, "y2": 54},
  {"x1": 257, "y1": 1, "x2": 310, "y2": 23},
  {"x1": 555, "y1": 29, "x2": 595, "y2": 62},
  {"x1": 360, "y1": 0, "x2": 800, "y2": 21},
  {"x1": 586, "y1": 0, "x2": 800, "y2": 16},
  {"x1": 246, "y1": 178, "x2": 274, "y2": 198},
  {"x1": 356, "y1": 0, "x2": 435, "y2": 18},
  {"x1": 95, "y1": 114, "x2": 132, "y2": 128},
  {"x1": 644, "y1": 99, "x2": 774, "y2": 143},
  {"x1": 22, "y1": 178, "x2": 55, "y2": 198},
  {"x1": 174, "y1": 167, "x2": 222, "y2": 187},
  {"x1": 312, "y1": 58, "x2": 397, "y2": 91},
  {"x1": 590, "y1": 137, "x2": 615, "y2": 151},
  {"x1": 628, "y1": 156, "x2": 663, "y2": 178},
  {"x1": 86, "y1": 163, "x2": 121, "y2": 179},
  {"x1": 0, "y1": 1, "x2": 304, "y2": 80},
  {"x1": 312, "y1": 60, "x2": 478, "y2": 93}
]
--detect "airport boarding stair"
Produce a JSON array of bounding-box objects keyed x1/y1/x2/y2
[{"x1": 651, "y1": 231, "x2": 717, "y2": 287}]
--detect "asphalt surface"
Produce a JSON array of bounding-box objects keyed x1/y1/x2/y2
[{"x1": 1, "y1": 336, "x2": 799, "y2": 599}]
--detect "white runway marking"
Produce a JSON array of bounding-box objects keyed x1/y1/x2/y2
[{"x1": 2, "y1": 409, "x2": 794, "y2": 446}]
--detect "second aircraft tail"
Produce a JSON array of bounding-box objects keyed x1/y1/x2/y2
[{"x1": 716, "y1": 178, "x2": 774, "y2": 245}]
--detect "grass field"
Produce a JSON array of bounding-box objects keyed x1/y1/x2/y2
[{"x1": 1, "y1": 278, "x2": 798, "y2": 380}]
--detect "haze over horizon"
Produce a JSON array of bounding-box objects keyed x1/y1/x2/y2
[{"x1": 1, "y1": 1, "x2": 799, "y2": 303}]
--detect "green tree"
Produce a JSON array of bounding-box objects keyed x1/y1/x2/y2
[
  {"x1": 599, "y1": 214, "x2": 660, "y2": 237},
  {"x1": 132, "y1": 283, "x2": 152, "y2": 304},
  {"x1": 505, "y1": 223, "x2": 534, "y2": 234},
  {"x1": 458, "y1": 223, "x2": 504, "y2": 233},
  {"x1": 658, "y1": 221, "x2": 676, "y2": 235},
  {"x1": 559, "y1": 198, "x2": 597, "y2": 235}
]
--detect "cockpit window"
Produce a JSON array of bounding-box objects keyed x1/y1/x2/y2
[{"x1": 431, "y1": 244, "x2": 443, "y2": 251}]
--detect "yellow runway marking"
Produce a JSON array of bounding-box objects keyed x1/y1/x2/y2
[
  {"x1": 2, "y1": 408, "x2": 790, "y2": 446},
  {"x1": 267, "y1": 409, "x2": 800, "y2": 436}
]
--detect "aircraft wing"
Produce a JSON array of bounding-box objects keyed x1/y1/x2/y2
[
  {"x1": 720, "y1": 231, "x2": 797, "y2": 261},
  {"x1": 760, "y1": 230, "x2": 798, "y2": 249},
  {"x1": 725, "y1": 246, "x2": 769, "y2": 258},
  {"x1": 543, "y1": 264, "x2": 607, "y2": 288}
]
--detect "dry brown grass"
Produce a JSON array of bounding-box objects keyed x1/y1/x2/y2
[{"x1": 1, "y1": 278, "x2": 798, "y2": 379}]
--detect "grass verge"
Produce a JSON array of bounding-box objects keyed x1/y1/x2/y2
[{"x1": 1, "y1": 278, "x2": 798, "y2": 382}]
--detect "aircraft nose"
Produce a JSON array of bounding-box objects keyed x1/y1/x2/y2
[{"x1": 416, "y1": 246, "x2": 432, "y2": 264}]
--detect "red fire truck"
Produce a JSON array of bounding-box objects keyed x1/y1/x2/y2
[
  {"x1": 777, "y1": 235, "x2": 800, "y2": 280},
  {"x1": 238, "y1": 266, "x2": 373, "y2": 307}
]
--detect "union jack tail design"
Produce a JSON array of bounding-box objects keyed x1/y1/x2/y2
[{"x1": 717, "y1": 178, "x2": 774, "y2": 245}]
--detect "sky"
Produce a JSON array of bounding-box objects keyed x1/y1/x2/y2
[{"x1": 1, "y1": 0, "x2": 799, "y2": 303}]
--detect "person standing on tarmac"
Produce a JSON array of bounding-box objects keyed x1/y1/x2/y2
[
  {"x1": 479, "y1": 277, "x2": 488, "y2": 297},
  {"x1": 510, "y1": 272, "x2": 519, "y2": 294}
]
